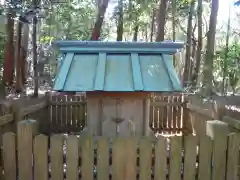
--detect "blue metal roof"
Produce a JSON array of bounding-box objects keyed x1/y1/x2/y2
[{"x1": 53, "y1": 41, "x2": 184, "y2": 92}]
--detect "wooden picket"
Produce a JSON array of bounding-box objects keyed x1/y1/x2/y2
[{"x1": 2, "y1": 132, "x2": 240, "y2": 180}]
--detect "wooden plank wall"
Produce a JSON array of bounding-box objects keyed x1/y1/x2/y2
[
  {"x1": 49, "y1": 95, "x2": 86, "y2": 134},
  {"x1": 2, "y1": 132, "x2": 240, "y2": 180},
  {"x1": 150, "y1": 94, "x2": 185, "y2": 134}
]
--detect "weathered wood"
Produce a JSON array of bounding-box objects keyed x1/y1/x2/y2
[
  {"x1": 151, "y1": 101, "x2": 184, "y2": 107},
  {"x1": 2, "y1": 132, "x2": 16, "y2": 180},
  {"x1": 169, "y1": 136, "x2": 182, "y2": 180},
  {"x1": 187, "y1": 103, "x2": 214, "y2": 119},
  {"x1": 197, "y1": 136, "x2": 212, "y2": 180},
  {"x1": 21, "y1": 101, "x2": 47, "y2": 116},
  {"x1": 112, "y1": 138, "x2": 125, "y2": 180},
  {"x1": 139, "y1": 138, "x2": 152, "y2": 180},
  {"x1": 17, "y1": 120, "x2": 38, "y2": 180},
  {"x1": 144, "y1": 98, "x2": 151, "y2": 136},
  {"x1": 226, "y1": 133, "x2": 240, "y2": 180},
  {"x1": 97, "y1": 138, "x2": 109, "y2": 180},
  {"x1": 66, "y1": 135, "x2": 79, "y2": 180},
  {"x1": 51, "y1": 134, "x2": 64, "y2": 180},
  {"x1": 222, "y1": 116, "x2": 240, "y2": 130},
  {"x1": 154, "y1": 136, "x2": 167, "y2": 180},
  {"x1": 125, "y1": 138, "x2": 137, "y2": 180},
  {"x1": 50, "y1": 101, "x2": 86, "y2": 105},
  {"x1": 34, "y1": 134, "x2": 48, "y2": 180},
  {"x1": 207, "y1": 121, "x2": 228, "y2": 180},
  {"x1": 183, "y1": 135, "x2": 197, "y2": 180},
  {"x1": 81, "y1": 137, "x2": 94, "y2": 180},
  {"x1": 0, "y1": 113, "x2": 14, "y2": 126}
]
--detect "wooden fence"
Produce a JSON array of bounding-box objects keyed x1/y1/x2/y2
[
  {"x1": 149, "y1": 94, "x2": 187, "y2": 134},
  {"x1": 48, "y1": 95, "x2": 86, "y2": 134},
  {"x1": 2, "y1": 125, "x2": 240, "y2": 180},
  {"x1": 48, "y1": 94, "x2": 187, "y2": 135},
  {"x1": 2, "y1": 93, "x2": 240, "y2": 136}
]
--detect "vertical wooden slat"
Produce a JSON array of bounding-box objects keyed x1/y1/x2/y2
[
  {"x1": 176, "y1": 96, "x2": 182, "y2": 132},
  {"x1": 139, "y1": 138, "x2": 152, "y2": 180},
  {"x1": 125, "y1": 138, "x2": 137, "y2": 180},
  {"x1": 169, "y1": 136, "x2": 182, "y2": 180},
  {"x1": 72, "y1": 96, "x2": 77, "y2": 131},
  {"x1": 66, "y1": 135, "x2": 79, "y2": 180},
  {"x1": 97, "y1": 138, "x2": 109, "y2": 180},
  {"x1": 154, "y1": 105, "x2": 158, "y2": 131},
  {"x1": 81, "y1": 137, "x2": 94, "y2": 180},
  {"x1": 226, "y1": 133, "x2": 240, "y2": 180},
  {"x1": 172, "y1": 96, "x2": 177, "y2": 133},
  {"x1": 160, "y1": 96, "x2": 164, "y2": 133},
  {"x1": 149, "y1": 100, "x2": 153, "y2": 130},
  {"x1": 58, "y1": 95, "x2": 62, "y2": 133},
  {"x1": 77, "y1": 96, "x2": 82, "y2": 130},
  {"x1": 51, "y1": 95, "x2": 57, "y2": 133},
  {"x1": 112, "y1": 138, "x2": 125, "y2": 180},
  {"x1": 2, "y1": 132, "x2": 16, "y2": 180},
  {"x1": 71, "y1": 96, "x2": 76, "y2": 132},
  {"x1": 198, "y1": 136, "x2": 212, "y2": 180},
  {"x1": 81, "y1": 96, "x2": 86, "y2": 130},
  {"x1": 154, "y1": 136, "x2": 167, "y2": 180},
  {"x1": 51, "y1": 134, "x2": 64, "y2": 180},
  {"x1": 212, "y1": 133, "x2": 228, "y2": 180},
  {"x1": 61, "y1": 96, "x2": 67, "y2": 133},
  {"x1": 183, "y1": 135, "x2": 197, "y2": 180},
  {"x1": 18, "y1": 120, "x2": 37, "y2": 180},
  {"x1": 34, "y1": 134, "x2": 48, "y2": 180},
  {"x1": 167, "y1": 96, "x2": 172, "y2": 133},
  {"x1": 84, "y1": 96, "x2": 87, "y2": 130},
  {"x1": 163, "y1": 96, "x2": 168, "y2": 133},
  {"x1": 66, "y1": 96, "x2": 72, "y2": 133}
]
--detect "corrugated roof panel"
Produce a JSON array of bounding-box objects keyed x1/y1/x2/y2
[
  {"x1": 63, "y1": 54, "x2": 98, "y2": 91},
  {"x1": 139, "y1": 55, "x2": 172, "y2": 91},
  {"x1": 104, "y1": 54, "x2": 134, "y2": 91},
  {"x1": 163, "y1": 55, "x2": 182, "y2": 91}
]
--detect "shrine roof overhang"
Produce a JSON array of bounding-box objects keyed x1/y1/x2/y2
[{"x1": 53, "y1": 41, "x2": 184, "y2": 92}]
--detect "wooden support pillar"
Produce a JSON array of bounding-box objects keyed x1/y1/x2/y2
[
  {"x1": 205, "y1": 120, "x2": 230, "y2": 180},
  {"x1": 17, "y1": 120, "x2": 38, "y2": 180},
  {"x1": 144, "y1": 98, "x2": 155, "y2": 137},
  {"x1": 206, "y1": 120, "x2": 231, "y2": 139},
  {"x1": 182, "y1": 102, "x2": 192, "y2": 135}
]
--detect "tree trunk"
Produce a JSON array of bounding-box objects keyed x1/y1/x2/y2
[
  {"x1": 33, "y1": 15, "x2": 38, "y2": 97},
  {"x1": 222, "y1": 2, "x2": 231, "y2": 94},
  {"x1": 3, "y1": 11, "x2": 15, "y2": 87},
  {"x1": 192, "y1": 0, "x2": 203, "y2": 88},
  {"x1": 133, "y1": 23, "x2": 139, "y2": 41},
  {"x1": 91, "y1": 0, "x2": 110, "y2": 40},
  {"x1": 150, "y1": 9, "x2": 155, "y2": 42},
  {"x1": 172, "y1": 0, "x2": 176, "y2": 66},
  {"x1": 20, "y1": 23, "x2": 29, "y2": 85},
  {"x1": 116, "y1": 0, "x2": 123, "y2": 41},
  {"x1": 183, "y1": 0, "x2": 196, "y2": 87},
  {"x1": 202, "y1": 0, "x2": 219, "y2": 95},
  {"x1": 15, "y1": 20, "x2": 23, "y2": 93},
  {"x1": 155, "y1": 0, "x2": 168, "y2": 41},
  {"x1": 189, "y1": 39, "x2": 197, "y2": 81}
]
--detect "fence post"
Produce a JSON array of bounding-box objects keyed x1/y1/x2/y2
[
  {"x1": 17, "y1": 120, "x2": 38, "y2": 180},
  {"x1": 206, "y1": 120, "x2": 232, "y2": 139},
  {"x1": 45, "y1": 92, "x2": 50, "y2": 134},
  {"x1": 205, "y1": 120, "x2": 231, "y2": 180},
  {"x1": 182, "y1": 102, "x2": 192, "y2": 135},
  {"x1": 13, "y1": 103, "x2": 23, "y2": 122}
]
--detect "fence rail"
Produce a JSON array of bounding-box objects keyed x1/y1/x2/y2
[{"x1": 2, "y1": 131, "x2": 239, "y2": 180}]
